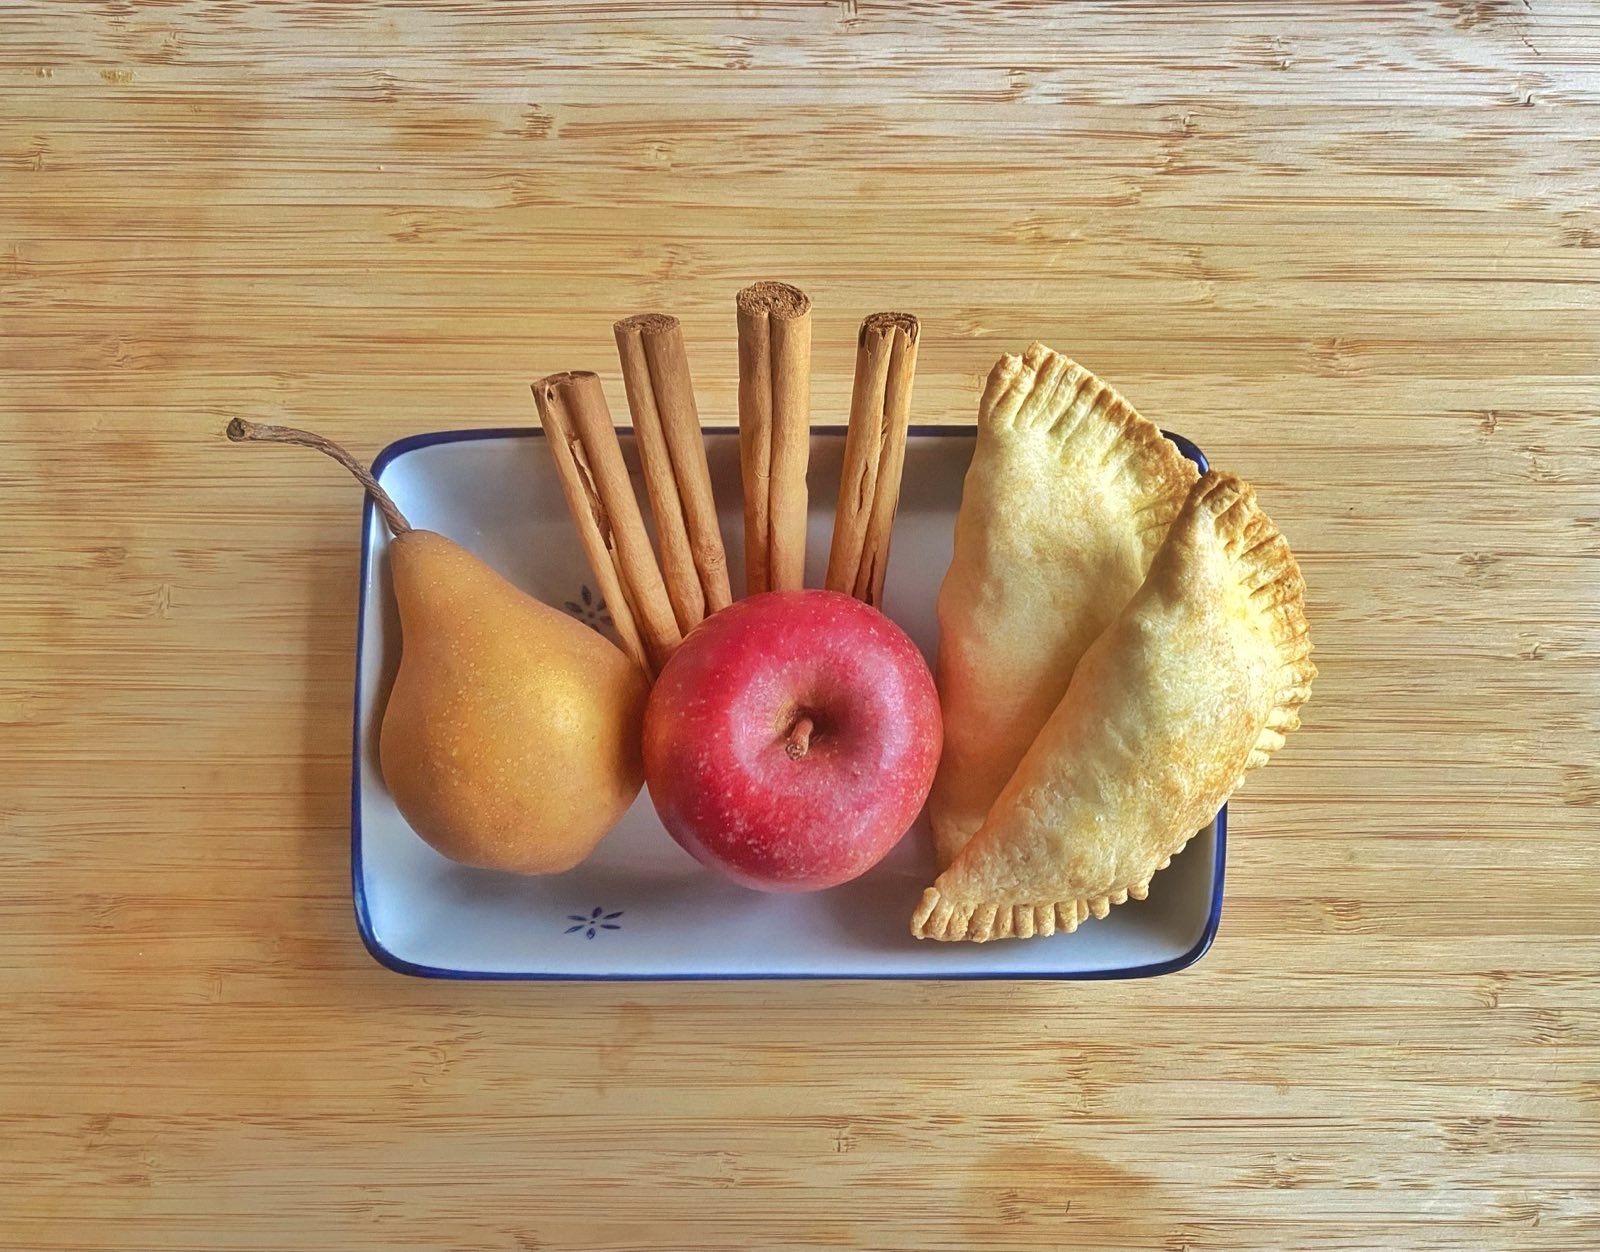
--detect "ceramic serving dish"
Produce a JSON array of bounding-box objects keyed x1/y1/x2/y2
[{"x1": 352, "y1": 426, "x2": 1223, "y2": 979}]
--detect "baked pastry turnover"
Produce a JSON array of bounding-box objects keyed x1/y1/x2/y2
[
  {"x1": 929, "y1": 343, "x2": 1197, "y2": 866},
  {"x1": 914, "y1": 471, "x2": 1314, "y2": 942}
]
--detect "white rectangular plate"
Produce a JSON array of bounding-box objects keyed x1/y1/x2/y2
[{"x1": 353, "y1": 427, "x2": 1223, "y2": 979}]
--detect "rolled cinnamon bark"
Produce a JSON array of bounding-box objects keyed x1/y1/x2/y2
[
  {"x1": 736, "y1": 281, "x2": 812, "y2": 594},
  {"x1": 532, "y1": 370, "x2": 681, "y2": 675},
  {"x1": 827, "y1": 311, "x2": 920, "y2": 607},
  {"x1": 613, "y1": 313, "x2": 730, "y2": 631}
]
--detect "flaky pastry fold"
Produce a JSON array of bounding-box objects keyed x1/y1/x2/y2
[
  {"x1": 916, "y1": 471, "x2": 1314, "y2": 942},
  {"x1": 930, "y1": 342, "x2": 1197, "y2": 866}
]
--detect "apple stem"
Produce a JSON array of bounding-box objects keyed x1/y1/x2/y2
[{"x1": 784, "y1": 716, "x2": 815, "y2": 760}]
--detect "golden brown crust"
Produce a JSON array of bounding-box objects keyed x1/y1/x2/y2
[
  {"x1": 913, "y1": 879, "x2": 1148, "y2": 942},
  {"x1": 915, "y1": 470, "x2": 1314, "y2": 943},
  {"x1": 930, "y1": 342, "x2": 1198, "y2": 867},
  {"x1": 1194, "y1": 473, "x2": 1316, "y2": 772},
  {"x1": 984, "y1": 343, "x2": 1197, "y2": 524}
]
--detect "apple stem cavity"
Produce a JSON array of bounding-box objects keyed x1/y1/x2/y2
[
  {"x1": 784, "y1": 716, "x2": 815, "y2": 760},
  {"x1": 226, "y1": 417, "x2": 413, "y2": 537}
]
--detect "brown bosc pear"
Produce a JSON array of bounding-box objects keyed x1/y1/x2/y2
[
  {"x1": 227, "y1": 419, "x2": 648, "y2": 874},
  {"x1": 379, "y1": 530, "x2": 648, "y2": 872}
]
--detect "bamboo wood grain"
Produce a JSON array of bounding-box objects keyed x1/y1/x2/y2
[{"x1": 2, "y1": 2, "x2": 1598, "y2": 1248}]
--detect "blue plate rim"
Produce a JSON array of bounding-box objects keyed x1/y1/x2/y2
[{"x1": 350, "y1": 425, "x2": 1225, "y2": 981}]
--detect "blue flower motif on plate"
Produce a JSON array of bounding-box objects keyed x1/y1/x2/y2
[
  {"x1": 563, "y1": 585, "x2": 611, "y2": 630},
  {"x1": 565, "y1": 906, "x2": 624, "y2": 939}
]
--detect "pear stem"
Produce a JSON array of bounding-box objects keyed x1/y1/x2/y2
[
  {"x1": 784, "y1": 716, "x2": 815, "y2": 761},
  {"x1": 227, "y1": 418, "x2": 412, "y2": 536}
]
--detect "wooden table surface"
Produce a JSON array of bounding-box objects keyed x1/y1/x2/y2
[{"x1": 4, "y1": 3, "x2": 1598, "y2": 1248}]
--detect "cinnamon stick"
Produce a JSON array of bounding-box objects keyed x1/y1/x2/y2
[
  {"x1": 532, "y1": 371, "x2": 681, "y2": 676},
  {"x1": 826, "y1": 312, "x2": 920, "y2": 607},
  {"x1": 613, "y1": 313, "x2": 730, "y2": 631},
  {"x1": 736, "y1": 281, "x2": 812, "y2": 594}
]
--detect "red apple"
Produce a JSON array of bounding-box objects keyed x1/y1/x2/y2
[{"x1": 643, "y1": 589, "x2": 942, "y2": 892}]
